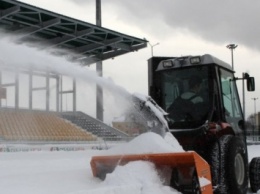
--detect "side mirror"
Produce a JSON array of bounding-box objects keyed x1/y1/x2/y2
[
  {"x1": 247, "y1": 77, "x2": 255, "y2": 91},
  {"x1": 238, "y1": 120, "x2": 246, "y2": 130}
]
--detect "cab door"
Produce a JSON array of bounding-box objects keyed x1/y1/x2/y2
[{"x1": 219, "y1": 68, "x2": 244, "y2": 135}]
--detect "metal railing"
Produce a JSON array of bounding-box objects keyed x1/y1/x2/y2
[{"x1": 247, "y1": 136, "x2": 260, "y2": 145}]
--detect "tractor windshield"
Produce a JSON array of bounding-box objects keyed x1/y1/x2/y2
[{"x1": 156, "y1": 66, "x2": 210, "y2": 129}]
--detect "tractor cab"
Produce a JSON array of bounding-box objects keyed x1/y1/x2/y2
[{"x1": 148, "y1": 54, "x2": 255, "y2": 151}]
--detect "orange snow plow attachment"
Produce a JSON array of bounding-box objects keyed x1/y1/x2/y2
[{"x1": 91, "y1": 151, "x2": 213, "y2": 194}]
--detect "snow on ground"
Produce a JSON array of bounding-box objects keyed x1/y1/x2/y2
[
  {"x1": 0, "y1": 132, "x2": 259, "y2": 194},
  {"x1": 248, "y1": 144, "x2": 260, "y2": 162},
  {"x1": 0, "y1": 132, "x2": 182, "y2": 194}
]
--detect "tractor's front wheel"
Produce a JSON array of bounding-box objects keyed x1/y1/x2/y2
[
  {"x1": 191, "y1": 173, "x2": 201, "y2": 194},
  {"x1": 208, "y1": 135, "x2": 248, "y2": 194},
  {"x1": 249, "y1": 157, "x2": 260, "y2": 193}
]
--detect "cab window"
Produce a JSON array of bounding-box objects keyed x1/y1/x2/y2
[{"x1": 219, "y1": 68, "x2": 243, "y2": 123}]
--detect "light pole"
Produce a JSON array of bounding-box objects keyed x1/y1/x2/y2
[
  {"x1": 226, "y1": 44, "x2": 238, "y2": 70},
  {"x1": 252, "y1": 97, "x2": 258, "y2": 141},
  {"x1": 148, "y1": 42, "x2": 159, "y2": 57}
]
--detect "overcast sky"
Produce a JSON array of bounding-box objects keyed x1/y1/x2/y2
[{"x1": 18, "y1": 0, "x2": 260, "y2": 118}]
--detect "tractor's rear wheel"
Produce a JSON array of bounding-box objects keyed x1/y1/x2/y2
[
  {"x1": 249, "y1": 157, "x2": 260, "y2": 192},
  {"x1": 208, "y1": 135, "x2": 248, "y2": 194}
]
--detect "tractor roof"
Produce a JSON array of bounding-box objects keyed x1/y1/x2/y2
[{"x1": 156, "y1": 54, "x2": 232, "y2": 72}]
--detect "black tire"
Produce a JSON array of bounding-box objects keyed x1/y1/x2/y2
[
  {"x1": 207, "y1": 138, "x2": 221, "y2": 192},
  {"x1": 170, "y1": 168, "x2": 180, "y2": 191},
  {"x1": 249, "y1": 157, "x2": 260, "y2": 192},
  {"x1": 191, "y1": 173, "x2": 201, "y2": 194},
  {"x1": 208, "y1": 135, "x2": 248, "y2": 194},
  {"x1": 170, "y1": 169, "x2": 201, "y2": 194}
]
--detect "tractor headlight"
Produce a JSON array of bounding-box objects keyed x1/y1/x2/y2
[
  {"x1": 162, "y1": 60, "x2": 174, "y2": 68},
  {"x1": 190, "y1": 56, "x2": 201, "y2": 64}
]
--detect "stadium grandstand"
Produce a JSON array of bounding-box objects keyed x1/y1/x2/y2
[{"x1": 0, "y1": 0, "x2": 147, "y2": 144}]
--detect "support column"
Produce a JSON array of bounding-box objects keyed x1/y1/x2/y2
[
  {"x1": 96, "y1": 0, "x2": 103, "y2": 121},
  {"x1": 15, "y1": 69, "x2": 19, "y2": 109},
  {"x1": 29, "y1": 69, "x2": 33, "y2": 110},
  {"x1": 96, "y1": 62, "x2": 103, "y2": 121},
  {"x1": 56, "y1": 76, "x2": 60, "y2": 112},
  {"x1": 46, "y1": 71, "x2": 50, "y2": 111},
  {"x1": 60, "y1": 76, "x2": 63, "y2": 112},
  {"x1": 0, "y1": 71, "x2": 2, "y2": 107},
  {"x1": 73, "y1": 78, "x2": 76, "y2": 112}
]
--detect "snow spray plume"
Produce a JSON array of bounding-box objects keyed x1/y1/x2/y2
[
  {"x1": 0, "y1": 32, "x2": 132, "y2": 102},
  {"x1": 129, "y1": 93, "x2": 169, "y2": 137},
  {"x1": 0, "y1": 32, "x2": 168, "y2": 134}
]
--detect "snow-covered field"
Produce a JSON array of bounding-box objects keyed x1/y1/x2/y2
[{"x1": 0, "y1": 132, "x2": 259, "y2": 194}]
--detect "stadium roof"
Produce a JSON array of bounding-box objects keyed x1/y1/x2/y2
[{"x1": 0, "y1": 0, "x2": 147, "y2": 65}]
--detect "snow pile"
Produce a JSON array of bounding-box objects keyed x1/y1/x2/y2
[
  {"x1": 86, "y1": 132, "x2": 184, "y2": 194},
  {"x1": 89, "y1": 132, "x2": 184, "y2": 194},
  {"x1": 100, "y1": 161, "x2": 181, "y2": 194},
  {"x1": 103, "y1": 132, "x2": 184, "y2": 155}
]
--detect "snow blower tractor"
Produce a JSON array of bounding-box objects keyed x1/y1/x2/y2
[{"x1": 91, "y1": 54, "x2": 260, "y2": 194}]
